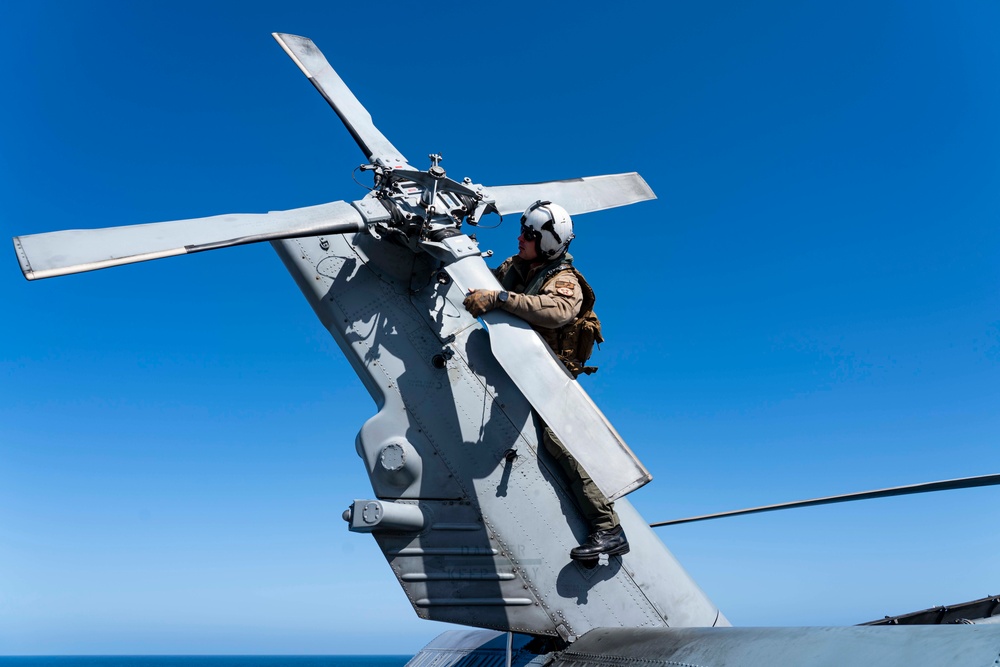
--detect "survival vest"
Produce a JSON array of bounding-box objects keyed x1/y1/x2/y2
[{"x1": 530, "y1": 261, "x2": 605, "y2": 378}]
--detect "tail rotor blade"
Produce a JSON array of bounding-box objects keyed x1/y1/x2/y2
[
  {"x1": 13, "y1": 200, "x2": 364, "y2": 280},
  {"x1": 486, "y1": 172, "x2": 656, "y2": 218},
  {"x1": 273, "y1": 33, "x2": 408, "y2": 168}
]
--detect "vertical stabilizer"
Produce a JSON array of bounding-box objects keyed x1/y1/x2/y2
[{"x1": 272, "y1": 231, "x2": 725, "y2": 639}]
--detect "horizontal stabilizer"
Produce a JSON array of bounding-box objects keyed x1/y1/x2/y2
[
  {"x1": 272, "y1": 33, "x2": 409, "y2": 167},
  {"x1": 13, "y1": 201, "x2": 364, "y2": 280},
  {"x1": 487, "y1": 172, "x2": 656, "y2": 217}
]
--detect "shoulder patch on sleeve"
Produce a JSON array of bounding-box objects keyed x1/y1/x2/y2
[{"x1": 554, "y1": 279, "x2": 576, "y2": 296}]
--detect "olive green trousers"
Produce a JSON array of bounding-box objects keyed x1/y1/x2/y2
[{"x1": 542, "y1": 425, "x2": 620, "y2": 532}]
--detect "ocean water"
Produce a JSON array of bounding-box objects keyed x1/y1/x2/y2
[{"x1": 0, "y1": 659, "x2": 410, "y2": 667}]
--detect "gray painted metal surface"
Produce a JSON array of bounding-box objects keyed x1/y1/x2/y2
[
  {"x1": 974, "y1": 616, "x2": 1000, "y2": 625},
  {"x1": 271, "y1": 228, "x2": 724, "y2": 636},
  {"x1": 405, "y1": 630, "x2": 549, "y2": 667},
  {"x1": 552, "y1": 626, "x2": 1000, "y2": 667},
  {"x1": 12, "y1": 200, "x2": 364, "y2": 281},
  {"x1": 441, "y1": 250, "x2": 651, "y2": 501},
  {"x1": 485, "y1": 173, "x2": 655, "y2": 218},
  {"x1": 863, "y1": 595, "x2": 1000, "y2": 626},
  {"x1": 408, "y1": 626, "x2": 1000, "y2": 667},
  {"x1": 273, "y1": 33, "x2": 409, "y2": 168}
]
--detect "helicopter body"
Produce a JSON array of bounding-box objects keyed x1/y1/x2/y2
[{"x1": 11, "y1": 32, "x2": 1000, "y2": 666}]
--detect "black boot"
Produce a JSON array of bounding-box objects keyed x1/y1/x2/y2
[{"x1": 570, "y1": 526, "x2": 629, "y2": 560}]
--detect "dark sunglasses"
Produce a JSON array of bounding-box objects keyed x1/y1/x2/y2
[{"x1": 520, "y1": 224, "x2": 542, "y2": 241}]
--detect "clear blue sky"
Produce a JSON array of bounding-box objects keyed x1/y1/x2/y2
[{"x1": 2, "y1": 0, "x2": 998, "y2": 656}]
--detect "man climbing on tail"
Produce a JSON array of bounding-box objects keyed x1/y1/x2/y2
[{"x1": 464, "y1": 200, "x2": 628, "y2": 560}]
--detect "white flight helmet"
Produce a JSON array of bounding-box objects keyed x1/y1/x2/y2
[{"x1": 520, "y1": 200, "x2": 575, "y2": 259}]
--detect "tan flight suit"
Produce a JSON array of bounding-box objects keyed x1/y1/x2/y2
[{"x1": 493, "y1": 255, "x2": 620, "y2": 532}]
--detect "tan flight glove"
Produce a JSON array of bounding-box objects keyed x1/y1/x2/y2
[{"x1": 463, "y1": 289, "x2": 499, "y2": 317}]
